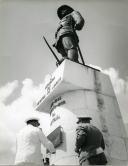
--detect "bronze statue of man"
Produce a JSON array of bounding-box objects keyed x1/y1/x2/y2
[{"x1": 53, "y1": 5, "x2": 85, "y2": 64}]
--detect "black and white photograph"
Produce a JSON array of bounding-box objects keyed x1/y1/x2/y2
[{"x1": 0, "y1": 0, "x2": 128, "y2": 165}]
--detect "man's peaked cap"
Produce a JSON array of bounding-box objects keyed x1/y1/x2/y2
[
  {"x1": 57, "y1": 5, "x2": 74, "y2": 19},
  {"x1": 25, "y1": 116, "x2": 39, "y2": 123},
  {"x1": 77, "y1": 116, "x2": 92, "y2": 124}
]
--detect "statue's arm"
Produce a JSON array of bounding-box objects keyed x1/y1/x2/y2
[{"x1": 72, "y1": 11, "x2": 85, "y2": 30}]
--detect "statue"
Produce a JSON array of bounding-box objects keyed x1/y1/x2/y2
[{"x1": 53, "y1": 5, "x2": 85, "y2": 65}]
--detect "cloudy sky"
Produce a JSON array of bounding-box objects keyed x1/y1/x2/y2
[{"x1": 0, "y1": 0, "x2": 128, "y2": 164}]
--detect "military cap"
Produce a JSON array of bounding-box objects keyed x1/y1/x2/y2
[
  {"x1": 25, "y1": 116, "x2": 39, "y2": 123},
  {"x1": 57, "y1": 5, "x2": 74, "y2": 19},
  {"x1": 77, "y1": 116, "x2": 92, "y2": 124}
]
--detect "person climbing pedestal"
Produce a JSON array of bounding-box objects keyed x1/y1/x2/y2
[{"x1": 36, "y1": 59, "x2": 128, "y2": 165}]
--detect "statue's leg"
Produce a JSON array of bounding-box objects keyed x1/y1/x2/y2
[
  {"x1": 68, "y1": 48, "x2": 78, "y2": 62},
  {"x1": 62, "y1": 35, "x2": 79, "y2": 62},
  {"x1": 81, "y1": 160, "x2": 89, "y2": 166}
]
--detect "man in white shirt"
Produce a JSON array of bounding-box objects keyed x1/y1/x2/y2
[{"x1": 15, "y1": 117, "x2": 56, "y2": 166}]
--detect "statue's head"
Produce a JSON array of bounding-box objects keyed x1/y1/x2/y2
[{"x1": 57, "y1": 5, "x2": 74, "y2": 19}]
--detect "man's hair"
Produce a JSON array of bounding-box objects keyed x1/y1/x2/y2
[{"x1": 57, "y1": 5, "x2": 74, "y2": 19}]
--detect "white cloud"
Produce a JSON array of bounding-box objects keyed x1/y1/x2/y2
[
  {"x1": 0, "y1": 121, "x2": 16, "y2": 164},
  {"x1": 102, "y1": 68, "x2": 128, "y2": 123},
  {"x1": 1, "y1": 78, "x2": 49, "y2": 131},
  {"x1": 102, "y1": 68, "x2": 127, "y2": 94},
  {"x1": 0, "y1": 122, "x2": 15, "y2": 152},
  {"x1": 0, "y1": 79, "x2": 50, "y2": 164},
  {"x1": 0, "y1": 80, "x2": 18, "y2": 102}
]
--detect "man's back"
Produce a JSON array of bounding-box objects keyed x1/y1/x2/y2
[
  {"x1": 75, "y1": 118, "x2": 107, "y2": 165},
  {"x1": 76, "y1": 123, "x2": 105, "y2": 152},
  {"x1": 15, "y1": 125, "x2": 42, "y2": 165},
  {"x1": 84, "y1": 124, "x2": 104, "y2": 146}
]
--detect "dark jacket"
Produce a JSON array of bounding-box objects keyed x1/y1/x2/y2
[{"x1": 75, "y1": 123, "x2": 105, "y2": 154}]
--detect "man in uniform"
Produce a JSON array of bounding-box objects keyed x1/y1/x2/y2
[
  {"x1": 75, "y1": 116, "x2": 107, "y2": 165},
  {"x1": 15, "y1": 117, "x2": 56, "y2": 166},
  {"x1": 53, "y1": 5, "x2": 85, "y2": 64}
]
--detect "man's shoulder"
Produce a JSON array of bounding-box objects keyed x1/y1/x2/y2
[
  {"x1": 18, "y1": 126, "x2": 27, "y2": 133},
  {"x1": 29, "y1": 125, "x2": 40, "y2": 133},
  {"x1": 18, "y1": 125, "x2": 40, "y2": 135}
]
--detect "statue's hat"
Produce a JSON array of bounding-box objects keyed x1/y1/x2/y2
[{"x1": 57, "y1": 5, "x2": 74, "y2": 19}]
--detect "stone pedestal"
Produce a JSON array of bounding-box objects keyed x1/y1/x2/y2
[{"x1": 36, "y1": 60, "x2": 128, "y2": 165}]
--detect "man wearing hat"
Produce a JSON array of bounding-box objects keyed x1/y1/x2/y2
[
  {"x1": 53, "y1": 5, "x2": 84, "y2": 64},
  {"x1": 15, "y1": 116, "x2": 56, "y2": 166},
  {"x1": 75, "y1": 116, "x2": 107, "y2": 165}
]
